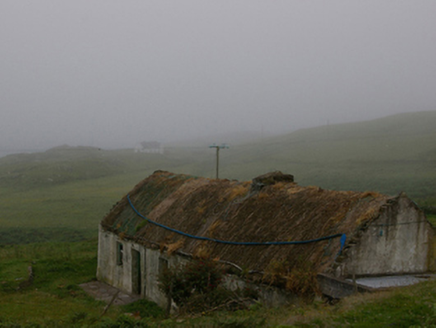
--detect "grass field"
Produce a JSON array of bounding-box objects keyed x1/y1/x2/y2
[
  {"x1": 0, "y1": 111, "x2": 435, "y2": 325},
  {"x1": 0, "y1": 172, "x2": 148, "y2": 244},
  {"x1": 1, "y1": 239, "x2": 436, "y2": 327},
  {"x1": 217, "y1": 111, "x2": 436, "y2": 200},
  {"x1": 0, "y1": 147, "x2": 183, "y2": 243},
  {"x1": 0, "y1": 240, "x2": 106, "y2": 326},
  {"x1": 1, "y1": 111, "x2": 434, "y2": 244}
]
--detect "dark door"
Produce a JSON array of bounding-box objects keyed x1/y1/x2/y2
[{"x1": 131, "y1": 249, "x2": 141, "y2": 295}]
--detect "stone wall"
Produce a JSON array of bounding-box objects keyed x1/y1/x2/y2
[
  {"x1": 97, "y1": 226, "x2": 187, "y2": 309},
  {"x1": 339, "y1": 195, "x2": 433, "y2": 277},
  {"x1": 97, "y1": 226, "x2": 298, "y2": 308}
]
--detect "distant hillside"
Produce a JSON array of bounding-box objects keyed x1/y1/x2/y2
[
  {"x1": 215, "y1": 111, "x2": 436, "y2": 199},
  {"x1": 166, "y1": 130, "x2": 273, "y2": 148},
  {"x1": 0, "y1": 145, "x2": 171, "y2": 190},
  {"x1": 0, "y1": 111, "x2": 435, "y2": 244},
  {"x1": 1, "y1": 111, "x2": 435, "y2": 196}
]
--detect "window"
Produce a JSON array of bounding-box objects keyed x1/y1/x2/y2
[
  {"x1": 159, "y1": 257, "x2": 168, "y2": 275},
  {"x1": 116, "y1": 242, "x2": 124, "y2": 265}
]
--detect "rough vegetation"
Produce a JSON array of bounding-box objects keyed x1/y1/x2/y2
[
  {"x1": 1, "y1": 111, "x2": 435, "y2": 245},
  {"x1": 1, "y1": 111, "x2": 436, "y2": 325},
  {"x1": 101, "y1": 170, "x2": 425, "y2": 297},
  {"x1": 157, "y1": 259, "x2": 255, "y2": 315},
  {"x1": 2, "y1": 239, "x2": 436, "y2": 328}
]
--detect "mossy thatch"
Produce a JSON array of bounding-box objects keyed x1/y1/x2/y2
[{"x1": 101, "y1": 170, "x2": 403, "y2": 281}]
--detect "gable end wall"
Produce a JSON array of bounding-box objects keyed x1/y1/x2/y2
[
  {"x1": 341, "y1": 197, "x2": 432, "y2": 277},
  {"x1": 97, "y1": 226, "x2": 188, "y2": 308}
]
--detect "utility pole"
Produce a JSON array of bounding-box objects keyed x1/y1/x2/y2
[{"x1": 209, "y1": 143, "x2": 229, "y2": 179}]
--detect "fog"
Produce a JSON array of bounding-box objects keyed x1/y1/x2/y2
[{"x1": 1, "y1": 1, "x2": 436, "y2": 152}]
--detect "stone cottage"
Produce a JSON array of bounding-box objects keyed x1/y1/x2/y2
[{"x1": 97, "y1": 171, "x2": 434, "y2": 308}]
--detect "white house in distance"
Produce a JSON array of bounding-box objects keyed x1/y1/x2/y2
[
  {"x1": 97, "y1": 171, "x2": 435, "y2": 309},
  {"x1": 134, "y1": 141, "x2": 163, "y2": 154}
]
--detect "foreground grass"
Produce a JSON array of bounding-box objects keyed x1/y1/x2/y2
[
  {"x1": 0, "y1": 239, "x2": 112, "y2": 326},
  {"x1": 2, "y1": 239, "x2": 436, "y2": 327},
  {"x1": 0, "y1": 171, "x2": 150, "y2": 244},
  {"x1": 0, "y1": 112, "x2": 435, "y2": 325},
  {"x1": 282, "y1": 279, "x2": 436, "y2": 327},
  {"x1": 0, "y1": 239, "x2": 273, "y2": 327}
]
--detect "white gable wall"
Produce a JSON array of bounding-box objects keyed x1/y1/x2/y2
[
  {"x1": 97, "y1": 226, "x2": 188, "y2": 308},
  {"x1": 341, "y1": 196, "x2": 432, "y2": 277}
]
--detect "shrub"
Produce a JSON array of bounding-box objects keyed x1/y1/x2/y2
[
  {"x1": 211, "y1": 316, "x2": 266, "y2": 328},
  {"x1": 121, "y1": 299, "x2": 164, "y2": 319},
  {"x1": 98, "y1": 314, "x2": 150, "y2": 328},
  {"x1": 285, "y1": 261, "x2": 319, "y2": 299},
  {"x1": 422, "y1": 205, "x2": 436, "y2": 215},
  {"x1": 68, "y1": 311, "x2": 88, "y2": 324},
  {"x1": 158, "y1": 259, "x2": 223, "y2": 306},
  {"x1": 242, "y1": 285, "x2": 259, "y2": 300},
  {"x1": 181, "y1": 287, "x2": 236, "y2": 313},
  {"x1": 158, "y1": 259, "x2": 265, "y2": 314}
]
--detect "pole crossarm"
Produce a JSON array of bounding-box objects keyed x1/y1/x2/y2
[
  {"x1": 209, "y1": 143, "x2": 229, "y2": 179},
  {"x1": 208, "y1": 143, "x2": 229, "y2": 150}
]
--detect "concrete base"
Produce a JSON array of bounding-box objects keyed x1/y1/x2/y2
[
  {"x1": 318, "y1": 273, "x2": 436, "y2": 299},
  {"x1": 80, "y1": 281, "x2": 141, "y2": 305},
  {"x1": 317, "y1": 273, "x2": 374, "y2": 299},
  {"x1": 349, "y1": 274, "x2": 436, "y2": 289}
]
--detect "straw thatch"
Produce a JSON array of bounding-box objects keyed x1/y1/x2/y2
[{"x1": 101, "y1": 171, "x2": 407, "y2": 282}]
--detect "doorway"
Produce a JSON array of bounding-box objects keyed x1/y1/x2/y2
[{"x1": 131, "y1": 249, "x2": 141, "y2": 295}]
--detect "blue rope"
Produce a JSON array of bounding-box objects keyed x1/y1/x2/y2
[{"x1": 127, "y1": 194, "x2": 346, "y2": 247}]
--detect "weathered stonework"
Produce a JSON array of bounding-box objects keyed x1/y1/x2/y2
[
  {"x1": 338, "y1": 194, "x2": 432, "y2": 278},
  {"x1": 97, "y1": 171, "x2": 435, "y2": 305}
]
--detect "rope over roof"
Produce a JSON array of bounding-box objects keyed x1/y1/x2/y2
[{"x1": 101, "y1": 170, "x2": 401, "y2": 275}]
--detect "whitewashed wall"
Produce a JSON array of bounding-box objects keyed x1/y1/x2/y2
[
  {"x1": 97, "y1": 226, "x2": 188, "y2": 308},
  {"x1": 340, "y1": 196, "x2": 433, "y2": 277}
]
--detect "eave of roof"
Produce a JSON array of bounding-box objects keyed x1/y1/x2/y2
[{"x1": 101, "y1": 171, "x2": 398, "y2": 276}]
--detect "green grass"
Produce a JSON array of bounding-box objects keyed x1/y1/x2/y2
[
  {"x1": 2, "y1": 240, "x2": 436, "y2": 327},
  {"x1": 0, "y1": 173, "x2": 146, "y2": 243},
  {"x1": 0, "y1": 112, "x2": 435, "y2": 325},
  {"x1": 217, "y1": 111, "x2": 436, "y2": 200},
  {"x1": 1, "y1": 111, "x2": 435, "y2": 245},
  {"x1": 0, "y1": 239, "x2": 110, "y2": 326},
  {"x1": 283, "y1": 280, "x2": 436, "y2": 327},
  {"x1": 0, "y1": 239, "x2": 270, "y2": 327},
  {"x1": 427, "y1": 215, "x2": 436, "y2": 227}
]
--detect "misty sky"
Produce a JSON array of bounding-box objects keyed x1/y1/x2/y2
[{"x1": 1, "y1": 1, "x2": 436, "y2": 150}]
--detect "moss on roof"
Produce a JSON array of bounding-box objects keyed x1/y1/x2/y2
[{"x1": 101, "y1": 171, "x2": 404, "y2": 281}]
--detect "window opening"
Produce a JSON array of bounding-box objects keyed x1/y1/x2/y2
[
  {"x1": 159, "y1": 257, "x2": 168, "y2": 275},
  {"x1": 117, "y1": 242, "x2": 124, "y2": 265}
]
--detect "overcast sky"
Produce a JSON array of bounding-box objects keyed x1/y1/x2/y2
[{"x1": 1, "y1": 1, "x2": 435, "y2": 151}]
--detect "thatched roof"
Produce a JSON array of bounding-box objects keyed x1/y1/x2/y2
[{"x1": 101, "y1": 170, "x2": 398, "y2": 277}]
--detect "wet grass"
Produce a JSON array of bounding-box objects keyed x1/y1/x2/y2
[
  {"x1": 283, "y1": 279, "x2": 436, "y2": 327},
  {"x1": 2, "y1": 239, "x2": 436, "y2": 327},
  {"x1": 0, "y1": 171, "x2": 150, "y2": 244},
  {"x1": 0, "y1": 112, "x2": 435, "y2": 325},
  {"x1": 0, "y1": 239, "x2": 111, "y2": 326},
  {"x1": 1, "y1": 144, "x2": 434, "y2": 245},
  {"x1": 427, "y1": 215, "x2": 436, "y2": 227}
]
